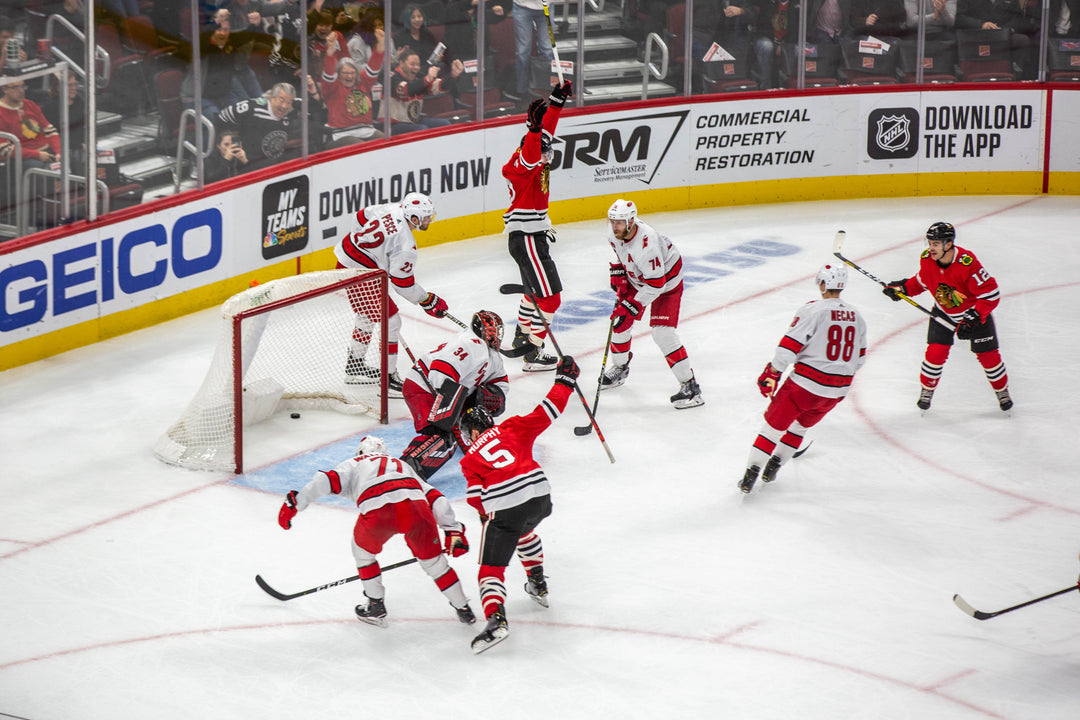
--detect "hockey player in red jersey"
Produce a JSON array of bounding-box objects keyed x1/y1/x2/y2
[
  {"x1": 458, "y1": 355, "x2": 580, "y2": 653},
  {"x1": 740, "y1": 263, "x2": 868, "y2": 493},
  {"x1": 335, "y1": 192, "x2": 451, "y2": 396},
  {"x1": 276, "y1": 434, "x2": 477, "y2": 628},
  {"x1": 502, "y1": 79, "x2": 573, "y2": 372},
  {"x1": 882, "y1": 222, "x2": 1013, "y2": 412},
  {"x1": 399, "y1": 310, "x2": 510, "y2": 481},
  {"x1": 600, "y1": 198, "x2": 704, "y2": 409}
]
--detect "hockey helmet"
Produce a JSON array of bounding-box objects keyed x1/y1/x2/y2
[
  {"x1": 815, "y1": 262, "x2": 847, "y2": 291},
  {"x1": 402, "y1": 193, "x2": 435, "y2": 226},
  {"x1": 471, "y1": 309, "x2": 504, "y2": 349},
  {"x1": 356, "y1": 434, "x2": 387, "y2": 456},
  {"x1": 608, "y1": 199, "x2": 638, "y2": 223},
  {"x1": 926, "y1": 221, "x2": 955, "y2": 245},
  {"x1": 460, "y1": 405, "x2": 495, "y2": 438}
]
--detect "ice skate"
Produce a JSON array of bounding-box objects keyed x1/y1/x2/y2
[
  {"x1": 387, "y1": 371, "x2": 403, "y2": 399},
  {"x1": 670, "y1": 373, "x2": 704, "y2": 409},
  {"x1": 996, "y1": 388, "x2": 1013, "y2": 411},
  {"x1": 760, "y1": 456, "x2": 782, "y2": 484},
  {"x1": 512, "y1": 325, "x2": 530, "y2": 351},
  {"x1": 454, "y1": 603, "x2": 477, "y2": 624},
  {"x1": 470, "y1": 606, "x2": 509, "y2": 654},
  {"x1": 345, "y1": 354, "x2": 380, "y2": 385},
  {"x1": 599, "y1": 352, "x2": 632, "y2": 390},
  {"x1": 739, "y1": 465, "x2": 760, "y2": 494},
  {"x1": 524, "y1": 566, "x2": 549, "y2": 608},
  {"x1": 917, "y1": 387, "x2": 934, "y2": 411},
  {"x1": 522, "y1": 342, "x2": 558, "y2": 372},
  {"x1": 355, "y1": 594, "x2": 388, "y2": 628}
]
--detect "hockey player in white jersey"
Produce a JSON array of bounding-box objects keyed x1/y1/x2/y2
[
  {"x1": 739, "y1": 262, "x2": 868, "y2": 493},
  {"x1": 600, "y1": 199, "x2": 703, "y2": 409},
  {"x1": 334, "y1": 192, "x2": 451, "y2": 395},
  {"x1": 277, "y1": 434, "x2": 477, "y2": 627},
  {"x1": 399, "y1": 310, "x2": 511, "y2": 480}
]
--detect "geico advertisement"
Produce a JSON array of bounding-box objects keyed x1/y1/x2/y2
[{"x1": 1, "y1": 204, "x2": 228, "y2": 342}]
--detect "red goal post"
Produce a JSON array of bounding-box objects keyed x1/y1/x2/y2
[{"x1": 154, "y1": 269, "x2": 389, "y2": 473}]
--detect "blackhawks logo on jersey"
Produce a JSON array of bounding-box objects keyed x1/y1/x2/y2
[
  {"x1": 540, "y1": 164, "x2": 549, "y2": 195},
  {"x1": 959, "y1": 253, "x2": 973, "y2": 265},
  {"x1": 934, "y1": 283, "x2": 967, "y2": 309}
]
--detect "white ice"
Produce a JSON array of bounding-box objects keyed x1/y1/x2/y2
[{"x1": 2, "y1": 195, "x2": 1078, "y2": 720}]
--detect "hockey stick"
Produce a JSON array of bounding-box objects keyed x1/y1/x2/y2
[
  {"x1": 574, "y1": 314, "x2": 615, "y2": 436},
  {"x1": 255, "y1": 558, "x2": 420, "y2": 601},
  {"x1": 831, "y1": 231, "x2": 956, "y2": 331},
  {"x1": 499, "y1": 282, "x2": 615, "y2": 463},
  {"x1": 952, "y1": 585, "x2": 1077, "y2": 620},
  {"x1": 541, "y1": 0, "x2": 564, "y2": 83},
  {"x1": 442, "y1": 311, "x2": 468, "y2": 330},
  {"x1": 792, "y1": 440, "x2": 813, "y2": 459}
]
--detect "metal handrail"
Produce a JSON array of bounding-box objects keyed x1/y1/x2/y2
[
  {"x1": 44, "y1": 13, "x2": 110, "y2": 89},
  {"x1": 642, "y1": 32, "x2": 669, "y2": 100},
  {"x1": 0, "y1": 131, "x2": 23, "y2": 238},
  {"x1": 174, "y1": 109, "x2": 216, "y2": 194}
]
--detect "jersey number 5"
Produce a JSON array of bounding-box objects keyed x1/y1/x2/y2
[{"x1": 477, "y1": 438, "x2": 514, "y2": 469}]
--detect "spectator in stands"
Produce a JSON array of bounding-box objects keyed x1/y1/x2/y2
[
  {"x1": 904, "y1": 0, "x2": 956, "y2": 39},
  {"x1": 309, "y1": 8, "x2": 347, "y2": 70},
  {"x1": 380, "y1": 48, "x2": 464, "y2": 135},
  {"x1": 511, "y1": 0, "x2": 555, "y2": 102},
  {"x1": 182, "y1": 13, "x2": 265, "y2": 119},
  {"x1": 0, "y1": 80, "x2": 61, "y2": 171},
  {"x1": 1048, "y1": 0, "x2": 1079, "y2": 35},
  {"x1": 217, "y1": 0, "x2": 292, "y2": 45},
  {"x1": 808, "y1": 0, "x2": 855, "y2": 43},
  {"x1": 442, "y1": 0, "x2": 511, "y2": 97},
  {"x1": 0, "y1": 14, "x2": 28, "y2": 77},
  {"x1": 40, "y1": 72, "x2": 86, "y2": 168},
  {"x1": 205, "y1": 129, "x2": 250, "y2": 181},
  {"x1": 348, "y1": 6, "x2": 394, "y2": 68},
  {"x1": 215, "y1": 82, "x2": 302, "y2": 170},
  {"x1": 319, "y1": 24, "x2": 385, "y2": 145},
  {"x1": 850, "y1": 0, "x2": 908, "y2": 38},
  {"x1": 394, "y1": 4, "x2": 442, "y2": 72},
  {"x1": 265, "y1": 0, "x2": 307, "y2": 84},
  {"x1": 956, "y1": 0, "x2": 1041, "y2": 78},
  {"x1": 752, "y1": 0, "x2": 788, "y2": 89},
  {"x1": 100, "y1": 0, "x2": 140, "y2": 23}
]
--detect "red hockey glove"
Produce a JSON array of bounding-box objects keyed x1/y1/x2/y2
[
  {"x1": 554, "y1": 354, "x2": 580, "y2": 388},
  {"x1": 444, "y1": 528, "x2": 469, "y2": 557},
  {"x1": 882, "y1": 279, "x2": 907, "y2": 302},
  {"x1": 420, "y1": 292, "x2": 448, "y2": 318},
  {"x1": 526, "y1": 98, "x2": 547, "y2": 132},
  {"x1": 611, "y1": 296, "x2": 644, "y2": 333},
  {"x1": 609, "y1": 263, "x2": 629, "y2": 298},
  {"x1": 757, "y1": 364, "x2": 781, "y2": 398},
  {"x1": 954, "y1": 308, "x2": 983, "y2": 340},
  {"x1": 548, "y1": 79, "x2": 572, "y2": 107},
  {"x1": 278, "y1": 490, "x2": 299, "y2": 530}
]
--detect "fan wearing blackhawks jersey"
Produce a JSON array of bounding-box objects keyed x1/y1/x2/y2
[
  {"x1": 740, "y1": 263, "x2": 867, "y2": 493},
  {"x1": 457, "y1": 355, "x2": 580, "y2": 654},
  {"x1": 883, "y1": 222, "x2": 1012, "y2": 412},
  {"x1": 601, "y1": 199, "x2": 704, "y2": 409},
  {"x1": 276, "y1": 434, "x2": 477, "y2": 628},
  {"x1": 334, "y1": 193, "x2": 451, "y2": 395},
  {"x1": 502, "y1": 80, "x2": 573, "y2": 372},
  {"x1": 399, "y1": 310, "x2": 511, "y2": 481},
  {"x1": 215, "y1": 83, "x2": 302, "y2": 172}
]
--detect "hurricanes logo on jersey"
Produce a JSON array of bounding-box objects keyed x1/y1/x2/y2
[{"x1": 934, "y1": 283, "x2": 967, "y2": 308}]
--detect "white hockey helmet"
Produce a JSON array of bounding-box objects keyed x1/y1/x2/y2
[
  {"x1": 402, "y1": 193, "x2": 435, "y2": 226},
  {"x1": 356, "y1": 434, "x2": 387, "y2": 456},
  {"x1": 608, "y1": 199, "x2": 637, "y2": 223},
  {"x1": 816, "y1": 262, "x2": 847, "y2": 291}
]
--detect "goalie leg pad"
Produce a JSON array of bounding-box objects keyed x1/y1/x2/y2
[{"x1": 428, "y1": 379, "x2": 469, "y2": 433}]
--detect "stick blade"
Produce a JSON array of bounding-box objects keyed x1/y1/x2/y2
[
  {"x1": 573, "y1": 425, "x2": 593, "y2": 436},
  {"x1": 255, "y1": 574, "x2": 292, "y2": 601},
  {"x1": 499, "y1": 283, "x2": 527, "y2": 295},
  {"x1": 952, "y1": 593, "x2": 991, "y2": 620},
  {"x1": 832, "y1": 230, "x2": 846, "y2": 254}
]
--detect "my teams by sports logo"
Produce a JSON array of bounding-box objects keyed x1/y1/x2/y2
[
  {"x1": 261, "y1": 176, "x2": 309, "y2": 260},
  {"x1": 867, "y1": 107, "x2": 919, "y2": 160}
]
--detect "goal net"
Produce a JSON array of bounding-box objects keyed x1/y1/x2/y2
[{"x1": 154, "y1": 269, "x2": 389, "y2": 473}]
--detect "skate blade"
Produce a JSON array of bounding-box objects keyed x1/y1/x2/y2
[
  {"x1": 355, "y1": 614, "x2": 389, "y2": 629},
  {"x1": 522, "y1": 363, "x2": 557, "y2": 373},
  {"x1": 672, "y1": 395, "x2": 704, "y2": 409},
  {"x1": 471, "y1": 627, "x2": 510, "y2": 654}
]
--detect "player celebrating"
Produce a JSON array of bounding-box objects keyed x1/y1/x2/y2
[
  {"x1": 458, "y1": 355, "x2": 580, "y2": 654},
  {"x1": 334, "y1": 192, "x2": 450, "y2": 396},
  {"x1": 399, "y1": 310, "x2": 510, "y2": 480},
  {"x1": 882, "y1": 222, "x2": 1013, "y2": 411},
  {"x1": 740, "y1": 263, "x2": 867, "y2": 493},
  {"x1": 502, "y1": 80, "x2": 573, "y2": 372},
  {"x1": 599, "y1": 199, "x2": 703, "y2": 409},
  {"x1": 276, "y1": 434, "x2": 477, "y2": 628}
]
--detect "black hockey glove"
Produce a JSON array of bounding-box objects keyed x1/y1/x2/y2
[
  {"x1": 526, "y1": 98, "x2": 547, "y2": 133},
  {"x1": 954, "y1": 308, "x2": 982, "y2": 340},
  {"x1": 882, "y1": 279, "x2": 907, "y2": 302},
  {"x1": 548, "y1": 79, "x2": 572, "y2": 107},
  {"x1": 554, "y1": 354, "x2": 580, "y2": 388}
]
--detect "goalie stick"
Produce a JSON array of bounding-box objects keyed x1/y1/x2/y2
[
  {"x1": 952, "y1": 584, "x2": 1077, "y2": 620},
  {"x1": 499, "y1": 282, "x2": 615, "y2": 463},
  {"x1": 831, "y1": 231, "x2": 956, "y2": 332},
  {"x1": 255, "y1": 558, "x2": 419, "y2": 601}
]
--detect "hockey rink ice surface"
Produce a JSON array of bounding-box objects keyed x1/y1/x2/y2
[{"x1": 2, "y1": 195, "x2": 1079, "y2": 719}]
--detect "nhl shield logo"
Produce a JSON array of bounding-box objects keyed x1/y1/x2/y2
[{"x1": 867, "y1": 107, "x2": 919, "y2": 159}]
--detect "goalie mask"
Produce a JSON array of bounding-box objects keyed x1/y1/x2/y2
[
  {"x1": 460, "y1": 405, "x2": 495, "y2": 438},
  {"x1": 815, "y1": 263, "x2": 847, "y2": 291},
  {"x1": 471, "y1": 310, "x2": 504, "y2": 349},
  {"x1": 356, "y1": 434, "x2": 387, "y2": 456},
  {"x1": 402, "y1": 193, "x2": 435, "y2": 229}
]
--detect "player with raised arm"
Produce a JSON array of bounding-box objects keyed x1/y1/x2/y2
[
  {"x1": 458, "y1": 355, "x2": 580, "y2": 654},
  {"x1": 335, "y1": 192, "x2": 450, "y2": 396},
  {"x1": 599, "y1": 199, "x2": 703, "y2": 409},
  {"x1": 882, "y1": 222, "x2": 1012, "y2": 411},
  {"x1": 276, "y1": 434, "x2": 476, "y2": 627},
  {"x1": 502, "y1": 79, "x2": 573, "y2": 372},
  {"x1": 399, "y1": 310, "x2": 511, "y2": 481},
  {"x1": 740, "y1": 263, "x2": 867, "y2": 493}
]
